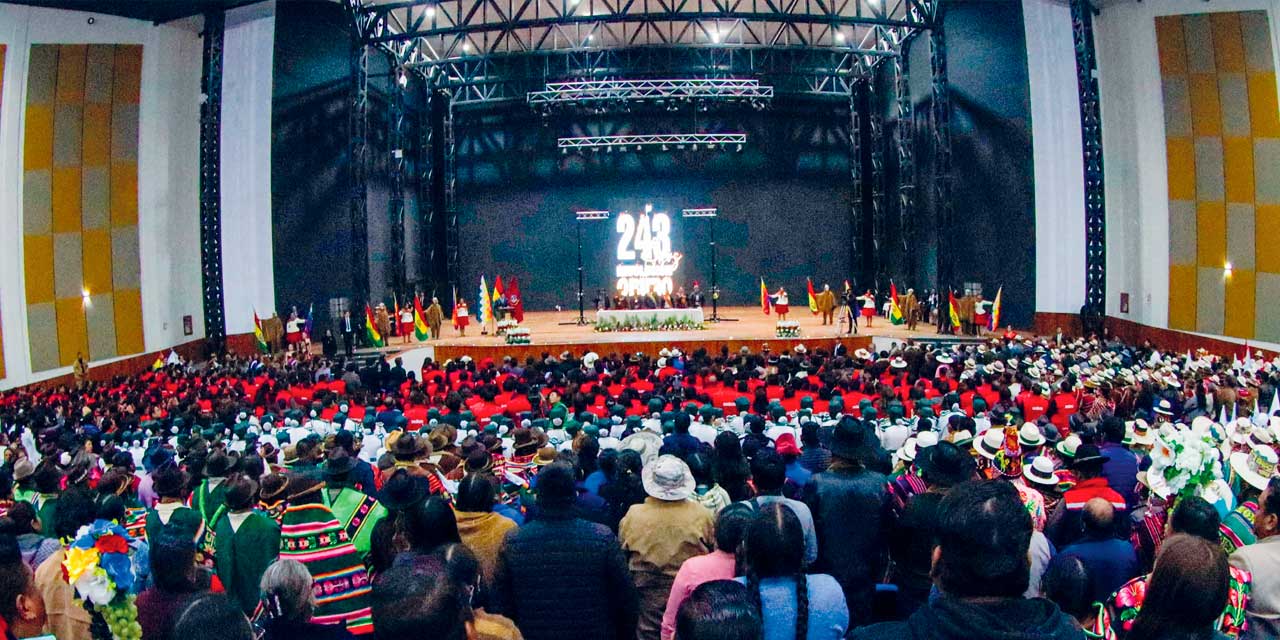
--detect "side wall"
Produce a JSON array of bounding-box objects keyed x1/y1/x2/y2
[
  {"x1": 1096, "y1": 0, "x2": 1280, "y2": 349},
  {"x1": 0, "y1": 6, "x2": 203, "y2": 388},
  {"x1": 221, "y1": 2, "x2": 277, "y2": 335}
]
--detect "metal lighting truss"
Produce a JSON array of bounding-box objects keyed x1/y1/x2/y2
[
  {"x1": 575, "y1": 210, "x2": 612, "y2": 220},
  {"x1": 199, "y1": 10, "x2": 226, "y2": 353},
  {"x1": 681, "y1": 207, "x2": 719, "y2": 217},
  {"x1": 528, "y1": 77, "x2": 772, "y2": 105},
  {"x1": 1072, "y1": 0, "x2": 1105, "y2": 331},
  {"x1": 557, "y1": 132, "x2": 746, "y2": 150},
  {"x1": 350, "y1": 0, "x2": 938, "y2": 104}
]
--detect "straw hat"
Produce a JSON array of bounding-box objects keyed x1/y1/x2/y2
[
  {"x1": 1023, "y1": 455, "x2": 1060, "y2": 487},
  {"x1": 1018, "y1": 422, "x2": 1046, "y2": 448},
  {"x1": 1230, "y1": 444, "x2": 1278, "y2": 492},
  {"x1": 973, "y1": 428, "x2": 1006, "y2": 460}
]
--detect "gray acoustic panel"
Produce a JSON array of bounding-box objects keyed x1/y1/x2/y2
[
  {"x1": 81, "y1": 166, "x2": 110, "y2": 230},
  {"x1": 51, "y1": 104, "x2": 83, "y2": 168},
  {"x1": 1197, "y1": 266, "x2": 1226, "y2": 335},
  {"x1": 1256, "y1": 273, "x2": 1280, "y2": 342},
  {"x1": 1218, "y1": 73, "x2": 1251, "y2": 137},
  {"x1": 1195, "y1": 137, "x2": 1225, "y2": 202},
  {"x1": 23, "y1": 169, "x2": 52, "y2": 235},
  {"x1": 52, "y1": 232, "x2": 83, "y2": 299},
  {"x1": 25, "y1": 45, "x2": 58, "y2": 104},
  {"x1": 83, "y1": 45, "x2": 115, "y2": 103},
  {"x1": 1241, "y1": 11, "x2": 1274, "y2": 72},
  {"x1": 1183, "y1": 15, "x2": 1217, "y2": 74},
  {"x1": 110, "y1": 103, "x2": 138, "y2": 161},
  {"x1": 110, "y1": 225, "x2": 141, "y2": 289},
  {"x1": 85, "y1": 293, "x2": 117, "y2": 360},
  {"x1": 1169, "y1": 199, "x2": 1199, "y2": 265},
  {"x1": 1226, "y1": 203, "x2": 1256, "y2": 270},
  {"x1": 26, "y1": 303, "x2": 60, "y2": 372},
  {"x1": 1163, "y1": 76, "x2": 1192, "y2": 138},
  {"x1": 1254, "y1": 138, "x2": 1280, "y2": 204}
]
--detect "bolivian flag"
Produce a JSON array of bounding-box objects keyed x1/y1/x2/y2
[
  {"x1": 365, "y1": 303, "x2": 384, "y2": 347},
  {"x1": 413, "y1": 294, "x2": 430, "y2": 341},
  {"x1": 760, "y1": 277, "x2": 771, "y2": 315},
  {"x1": 888, "y1": 282, "x2": 904, "y2": 325},
  {"x1": 807, "y1": 278, "x2": 818, "y2": 314},
  {"x1": 948, "y1": 291, "x2": 962, "y2": 330},
  {"x1": 253, "y1": 311, "x2": 270, "y2": 353}
]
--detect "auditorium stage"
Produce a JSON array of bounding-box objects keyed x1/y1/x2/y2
[{"x1": 359, "y1": 306, "x2": 975, "y2": 369}]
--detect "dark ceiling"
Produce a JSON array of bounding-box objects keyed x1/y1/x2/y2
[{"x1": 2, "y1": 0, "x2": 270, "y2": 24}]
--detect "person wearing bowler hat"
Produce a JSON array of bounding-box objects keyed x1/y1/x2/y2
[
  {"x1": 891, "y1": 441, "x2": 977, "y2": 614},
  {"x1": 1046, "y1": 443, "x2": 1125, "y2": 549},
  {"x1": 389, "y1": 431, "x2": 447, "y2": 497},
  {"x1": 322, "y1": 449, "x2": 388, "y2": 566},
  {"x1": 802, "y1": 416, "x2": 893, "y2": 626},
  {"x1": 619, "y1": 455, "x2": 715, "y2": 640},
  {"x1": 193, "y1": 449, "x2": 241, "y2": 531},
  {"x1": 145, "y1": 462, "x2": 206, "y2": 550},
  {"x1": 212, "y1": 474, "x2": 281, "y2": 616}
]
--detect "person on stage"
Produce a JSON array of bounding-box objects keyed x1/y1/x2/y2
[
  {"x1": 425, "y1": 297, "x2": 445, "y2": 339},
  {"x1": 454, "y1": 299, "x2": 470, "y2": 336},
  {"x1": 285, "y1": 310, "x2": 304, "y2": 352},
  {"x1": 399, "y1": 301, "x2": 414, "y2": 344},
  {"x1": 375, "y1": 303, "x2": 392, "y2": 344},
  {"x1": 816, "y1": 283, "x2": 836, "y2": 326},
  {"x1": 857, "y1": 289, "x2": 876, "y2": 328},
  {"x1": 773, "y1": 287, "x2": 790, "y2": 320},
  {"x1": 644, "y1": 286, "x2": 661, "y2": 310},
  {"x1": 690, "y1": 283, "x2": 705, "y2": 308},
  {"x1": 903, "y1": 287, "x2": 920, "y2": 331},
  {"x1": 674, "y1": 286, "x2": 688, "y2": 308},
  {"x1": 973, "y1": 293, "x2": 990, "y2": 335},
  {"x1": 340, "y1": 310, "x2": 355, "y2": 355}
]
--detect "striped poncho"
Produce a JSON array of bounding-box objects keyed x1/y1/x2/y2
[{"x1": 279, "y1": 503, "x2": 373, "y2": 635}]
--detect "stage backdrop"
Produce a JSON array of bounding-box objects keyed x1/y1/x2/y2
[
  {"x1": 1157, "y1": 11, "x2": 1280, "y2": 341},
  {"x1": 22, "y1": 44, "x2": 145, "y2": 372},
  {"x1": 453, "y1": 101, "x2": 856, "y2": 311}
]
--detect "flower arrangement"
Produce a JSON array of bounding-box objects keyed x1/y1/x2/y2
[
  {"x1": 775, "y1": 320, "x2": 800, "y2": 338},
  {"x1": 62, "y1": 520, "x2": 141, "y2": 640},
  {"x1": 496, "y1": 317, "x2": 520, "y2": 336},
  {"x1": 1147, "y1": 422, "x2": 1230, "y2": 506},
  {"x1": 505, "y1": 327, "x2": 531, "y2": 345},
  {"x1": 595, "y1": 316, "x2": 706, "y2": 333}
]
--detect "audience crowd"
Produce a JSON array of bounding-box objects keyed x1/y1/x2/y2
[{"x1": 0, "y1": 331, "x2": 1278, "y2": 640}]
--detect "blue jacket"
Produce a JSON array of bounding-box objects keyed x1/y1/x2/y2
[
  {"x1": 1061, "y1": 536, "x2": 1140, "y2": 603},
  {"x1": 1100, "y1": 442, "x2": 1139, "y2": 507}
]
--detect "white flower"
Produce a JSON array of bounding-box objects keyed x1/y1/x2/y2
[{"x1": 74, "y1": 569, "x2": 116, "y2": 607}]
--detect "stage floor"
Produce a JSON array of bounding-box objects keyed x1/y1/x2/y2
[{"x1": 361, "y1": 306, "x2": 969, "y2": 367}]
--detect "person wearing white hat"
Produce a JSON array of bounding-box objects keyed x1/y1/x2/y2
[{"x1": 620, "y1": 455, "x2": 715, "y2": 640}]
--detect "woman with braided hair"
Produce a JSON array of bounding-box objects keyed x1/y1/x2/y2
[{"x1": 737, "y1": 502, "x2": 848, "y2": 640}]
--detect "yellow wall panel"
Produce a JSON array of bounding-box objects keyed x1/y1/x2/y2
[
  {"x1": 1247, "y1": 72, "x2": 1280, "y2": 137},
  {"x1": 1257, "y1": 204, "x2": 1280, "y2": 272},
  {"x1": 24, "y1": 235, "x2": 54, "y2": 304},
  {"x1": 109, "y1": 161, "x2": 138, "y2": 226},
  {"x1": 1211, "y1": 13, "x2": 1246, "y2": 73},
  {"x1": 1169, "y1": 264, "x2": 1198, "y2": 330},
  {"x1": 1224, "y1": 268, "x2": 1256, "y2": 338},
  {"x1": 1167, "y1": 137, "x2": 1197, "y2": 200},
  {"x1": 1197, "y1": 201, "x2": 1227, "y2": 267},
  {"x1": 54, "y1": 297, "x2": 89, "y2": 367},
  {"x1": 81, "y1": 103, "x2": 111, "y2": 166},
  {"x1": 1189, "y1": 73, "x2": 1224, "y2": 136},
  {"x1": 112, "y1": 46, "x2": 141, "y2": 105},
  {"x1": 55, "y1": 45, "x2": 87, "y2": 104},
  {"x1": 23, "y1": 104, "x2": 54, "y2": 171},
  {"x1": 81, "y1": 229, "x2": 113, "y2": 295},
  {"x1": 1157, "y1": 17, "x2": 1188, "y2": 75},
  {"x1": 1223, "y1": 136, "x2": 1255, "y2": 203},
  {"x1": 113, "y1": 288, "x2": 144, "y2": 355},
  {"x1": 50, "y1": 166, "x2": 82, "y2": 233}
]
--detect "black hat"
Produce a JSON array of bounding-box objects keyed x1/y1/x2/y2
[
  {"x1": 916, "y1": 441, "x2": 977, "y2": 488},
  {"x1": 204, "y1": 450, "x2": 241, "y2": 477},
  {"x1": 380, "y1": 468, "x2": 427, "y2": 511},
  {"x1": 323, "y1": 449, "x2": 357, "y2": 478},
  {"x1": 829, "y1": 416, "x2": 871, "y2": 460},
  {"x1": 392, "y1": 433, "x2": 430, "y2": 460},
  {"x1": 152, "y1": 461, "x2": 188, "y2": 497},
  {"x1": 1070, "y1": 443, "x2": 1110, "y2": 469}
]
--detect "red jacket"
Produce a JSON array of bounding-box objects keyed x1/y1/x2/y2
[{"x1": 1062, "y1": 477, "x2": 1126, "y2": 511}]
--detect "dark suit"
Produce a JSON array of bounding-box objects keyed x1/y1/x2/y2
[{"x1": 340, "y1": 316, "x2": 355, "y2": 355}]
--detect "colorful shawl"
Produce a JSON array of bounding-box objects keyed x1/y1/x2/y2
[
  {"x1": 1110, "y1": 565, "x2": 1252, "y2": 638},
  {"x1": 279, "y1": 503, "x2": 373, "y2": 635}
]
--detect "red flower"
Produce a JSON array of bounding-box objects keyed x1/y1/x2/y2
[{"x1": 94, "y1": 534, "x2": 129, "y2": 555}]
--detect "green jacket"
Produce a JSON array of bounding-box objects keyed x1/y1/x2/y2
[
  {"x1": 192, "y1": 478, "x2": 230, "y2": 528},
  {"x1": 214, "y1": 511, "x2": 281, "y2": 615},
  {"x1": 145, "y1": 504, "x2": 206, "y2": 547},
  {"x1": 322, "y1": 487, "x2": 387, "y2": 565},
  {"x1": 34, "y1": 494, "x2": 58, "y2": 538}
]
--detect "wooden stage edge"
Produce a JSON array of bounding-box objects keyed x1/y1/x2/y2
[{"x1": 365, "y1": 306, "x2": 968, "y2": 363}]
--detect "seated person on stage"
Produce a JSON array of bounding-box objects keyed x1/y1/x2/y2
[
  {"x1": 674, "y1": 287, "x2": 689, "y2": 308},
  {"x1": 645, "y1": 287, "x2": 661, "y2": 309}
]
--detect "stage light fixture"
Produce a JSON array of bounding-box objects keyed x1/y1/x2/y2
[
  {"x1": 645, "y1": 204, "x2": 653, "y2": 213},
  {"x1": 682, "y1": 208, "x2": 718, "y2": 218},
  {"x1": 834, "y1": 30, "x2": 845, "y2": 43},
  {"x1": 426, "y1": 6, "x2": 436, "y2": 17},
  {"x1": 575, "y1": 210, "x2": 610, "y2": 221}
]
